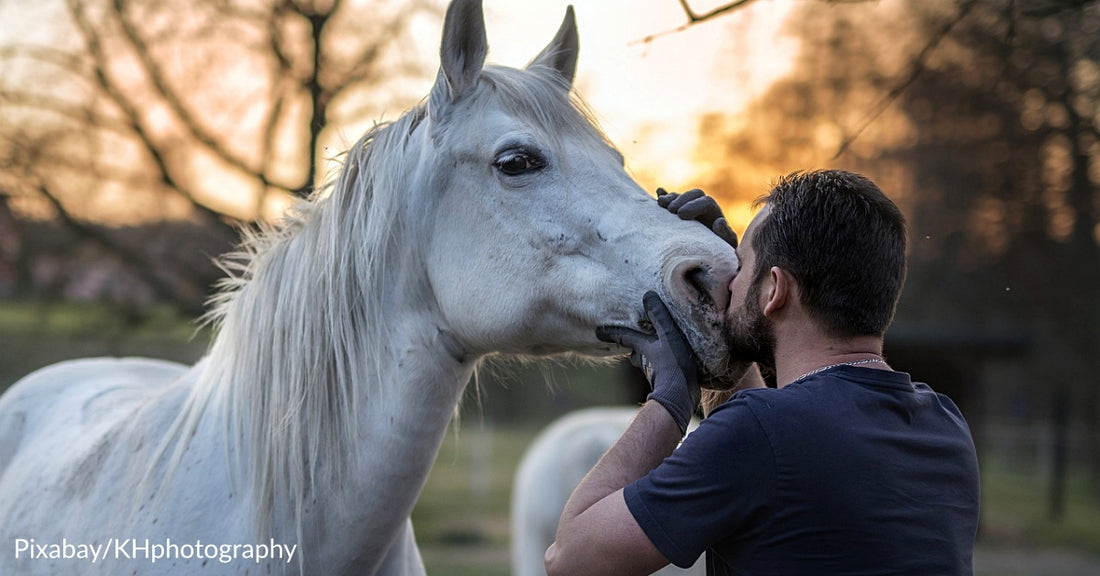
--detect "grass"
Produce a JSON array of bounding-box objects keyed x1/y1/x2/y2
[
  {"x1": 414, "y1": 425, "x2": 540, "y2": 576},
  {"x1": 0, "y1": 300, "x2": 210, "y2": 390},
  {"x1": 980, "y1": 462, "x2": 1100, "y2": 555}
]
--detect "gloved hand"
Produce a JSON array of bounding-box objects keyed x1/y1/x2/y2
[
  {"x1": 657, "y1": 188, "x2": 738, "y2": 249},
  {"x1": 596, "y1": 291, "x2": 701, "y2": 436}
]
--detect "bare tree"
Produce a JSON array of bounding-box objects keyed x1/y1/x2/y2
[{"x1": 0, "y1": 0, "x2": 440, "y2": 313}]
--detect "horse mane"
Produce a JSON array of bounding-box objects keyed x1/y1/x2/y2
[
  {"x1": 141, "y1": 106, "x2": 427, "y2": 538},
  {"x1": 143, "y1": 64, "x2": 612, "y2": 541}
]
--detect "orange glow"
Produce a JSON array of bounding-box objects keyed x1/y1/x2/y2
[
  {"x1": 480, "y1": 0, "x2": 797, "y2": 232},
  {"x1": 3, "y1": 0, "x2": 799, "y2": 231}
]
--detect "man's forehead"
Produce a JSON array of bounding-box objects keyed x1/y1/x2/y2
[{"x1": 742, "y1": 204, "x2": 771, "y2": 250}]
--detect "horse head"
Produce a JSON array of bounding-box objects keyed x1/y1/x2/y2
[{"x1": 419, "y1": 0, "x2": 746, "y2": 385}]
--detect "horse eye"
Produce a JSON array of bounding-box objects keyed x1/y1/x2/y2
[{"x1": 495, "y1": 151, "x2": 545, "y2": 176}]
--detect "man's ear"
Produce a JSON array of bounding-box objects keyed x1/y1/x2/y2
[{"x1": 762, "y1": 266, "x2": 792, "y2": 317}]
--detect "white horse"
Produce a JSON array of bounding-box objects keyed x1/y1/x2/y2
[
  {"x1": 512, "y1": 407, "x2": 706, "y2": 576},
  {"x1": 0, "y1": 1, "x2": 740, "y2": 574}
]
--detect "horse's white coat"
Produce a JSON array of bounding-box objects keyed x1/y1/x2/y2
[
  {"x1": 511, "y1": 407, "x2": 706, "y2": 576},
  {"x1": 0, "y1": 1, "x2": 737, "y2": 574}
]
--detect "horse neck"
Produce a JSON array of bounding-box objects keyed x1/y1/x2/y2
[{"x1": 195, "y1": 121, "x2": 479, "y2": 555}]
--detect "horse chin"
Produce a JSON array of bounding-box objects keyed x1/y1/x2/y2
[
  {"x1": 663, "y1": 298, "x2": 751, "y2": 391},
  {"x1": 672, "y1": 321, "x2": 736, "y2": 390},
  {"x1": 515, "y1": 332, "x2": 625, "y2": 359}
]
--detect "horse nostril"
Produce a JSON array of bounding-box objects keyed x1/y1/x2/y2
[
  {"x1": 665, "y1": 257, "x2": 735, "y2": 315},
  {"x1": 683, "y1": 265, "x2": 714, "y2": 306},
  {"x1": 689, "y1": 266, "x2": 709, "y2": 293}
]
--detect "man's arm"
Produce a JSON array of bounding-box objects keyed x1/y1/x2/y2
[
  {"x1": 544, "y1": 400, "x2": 679, "y2": 576},
  {"x1": 547, "y1": 293, "x2": 701, "y2": 575}
]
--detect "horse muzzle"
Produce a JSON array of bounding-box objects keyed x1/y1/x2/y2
[{"x1": 662, "y1": 255, "x2": 735, "y2": 323}]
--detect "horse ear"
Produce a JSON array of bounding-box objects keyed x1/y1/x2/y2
[
  {"x1": 526, "y1": 5, "x2": 579, "y2": 88},
  {"x1": 432, "y1": 0, "x2": 488, "y2": 111}
]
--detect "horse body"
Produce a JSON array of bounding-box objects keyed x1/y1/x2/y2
[
  {"x1": 0, "y1": 360, "x2": 240, "y2": 573},
  {"x1": 1, "y1": 279, "x2": 467, "y2": 576},
  {"x1": 512, "y1": 408, "x2": 706, "y2": 576},
  {"x1": 0, "y1": 1, "x2": 741, "y2": 574}
]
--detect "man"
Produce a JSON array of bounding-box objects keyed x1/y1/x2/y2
[{"x1": 544, "y1": 170, "x2": 980, "y2": 576}]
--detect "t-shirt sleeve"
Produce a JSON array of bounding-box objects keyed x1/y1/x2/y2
[{"x1": 623, "y1": 396, "x2": 777, "y2": 568}]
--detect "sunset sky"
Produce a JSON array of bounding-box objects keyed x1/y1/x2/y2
[
  {"x1": 478, "y1": 0, "x2": 797, "y2": 185},
  {"x1": 1, "y1": 0, "x2": 802, "y2": 230}
]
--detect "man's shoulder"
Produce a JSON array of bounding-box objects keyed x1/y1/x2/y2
[
  {"x1": 710, "y1": 386, "x2": 773, "y2": 419},
  {"x1": 703, "y1": 386, "x2": 806, "y2": 442},
  {"x1": 722, "y1": 381, "x2": 820, "y2": 413},
  {"x1": 714, "y1": 373, "x2": 887, "y2": 433}
]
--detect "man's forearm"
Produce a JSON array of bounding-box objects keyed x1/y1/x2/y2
[{"x1": 553, "y1": 400, "x2": 681, "y2": 541}]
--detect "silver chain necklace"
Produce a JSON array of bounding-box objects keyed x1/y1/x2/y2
[{"x1": 793, "y1": 357, "x2": 886, "y2": 383}]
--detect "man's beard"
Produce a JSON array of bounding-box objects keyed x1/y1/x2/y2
[{"x1": 724, "y1": 278, "x2": 777, "y2": 372}]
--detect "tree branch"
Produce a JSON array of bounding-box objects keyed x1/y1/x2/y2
[
  {"x1": 636, "y1": 0, "x2": 875, "y2": 45},
  {"x1": 65, "y1": 0, "x2": 237, "y2": 230},
  {"x1": 255, "y1": 78, "x2": 292, "y2": 215},
  {"x1": 193, "y1": 0, "x2": 271, "y2": 21},
  {"x1": 833, "y1": 0, "x2": 979, "y2": 158},
  {"x1": 634, "y1": 0, "x2": 760, "y2": 44},
  {"x1": 33, "y1": 179, "x2": 206, "y2": 314},
  {"x1": 267, "y1": 1, "x2": 296, "y2": 76},
  {"x1": 0, "y1": 89, "x2": 128, "y2": 136},
  {"x1": 678, "y1": 0, "x2": 759, "y2": 23},
  {"x1": 0, "y1": 45, "x2": 91, "y2": 77},
  {"x1": 110, "y1": 0, "x2": 295, "y2": 195},
  {"x1": 1020, "y1": 0, "x2": 1100, "y2": 18},
  {"x1": 287, "y1": 0, "x2": 336, "y2": 197}
]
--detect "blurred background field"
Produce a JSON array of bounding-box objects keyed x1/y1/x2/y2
[
  {"x1": 1, "y1": 302, "x2": 1098, "y2": 575},
  {"x1": 2, "y1": 0, "x2": 1100, "y2": 573}
]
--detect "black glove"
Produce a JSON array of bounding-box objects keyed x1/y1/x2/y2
[
  {"x1": 596, "y1": 291, "x2": 700, "y2": 436},
  {"x1": 657, "y1": 188, "x2": 738, "y2": 248}
]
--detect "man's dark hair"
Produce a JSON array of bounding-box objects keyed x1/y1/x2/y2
[{"x1": 750, "y1": 170, "x2": 907, "y2": 338}]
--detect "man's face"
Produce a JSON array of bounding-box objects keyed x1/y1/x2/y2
[{"x1": 723, "y1": 207, "x2": 777, "y2": 370}]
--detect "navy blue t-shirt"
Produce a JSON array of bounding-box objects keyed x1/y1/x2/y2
[{"x1": 624, "y1": 366, "x2": 980, "y2": 575}]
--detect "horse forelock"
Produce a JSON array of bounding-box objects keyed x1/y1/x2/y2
[{"x1": 433, "y1": 65, "x2": 615, "y2": 152}]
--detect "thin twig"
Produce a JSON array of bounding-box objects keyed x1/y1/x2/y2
[
  {"x1": 634, "y1": 0, "x2": 759, "y2": 45},
  {"x1": 833, "y1": 0, "x2": 978, "y2": 158},
  {"x1": 679, "y1": 0, "x2": 759, "y2": 22},
  {"x1": 110, "y1": 0, "x2": 293, "y2": 194},
  {"x1": 0, "y1": 90, "x2": 128, "y2": 136},
  {"x1": 634, "y1": 0, "x2": 875, "y2": 45}
]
